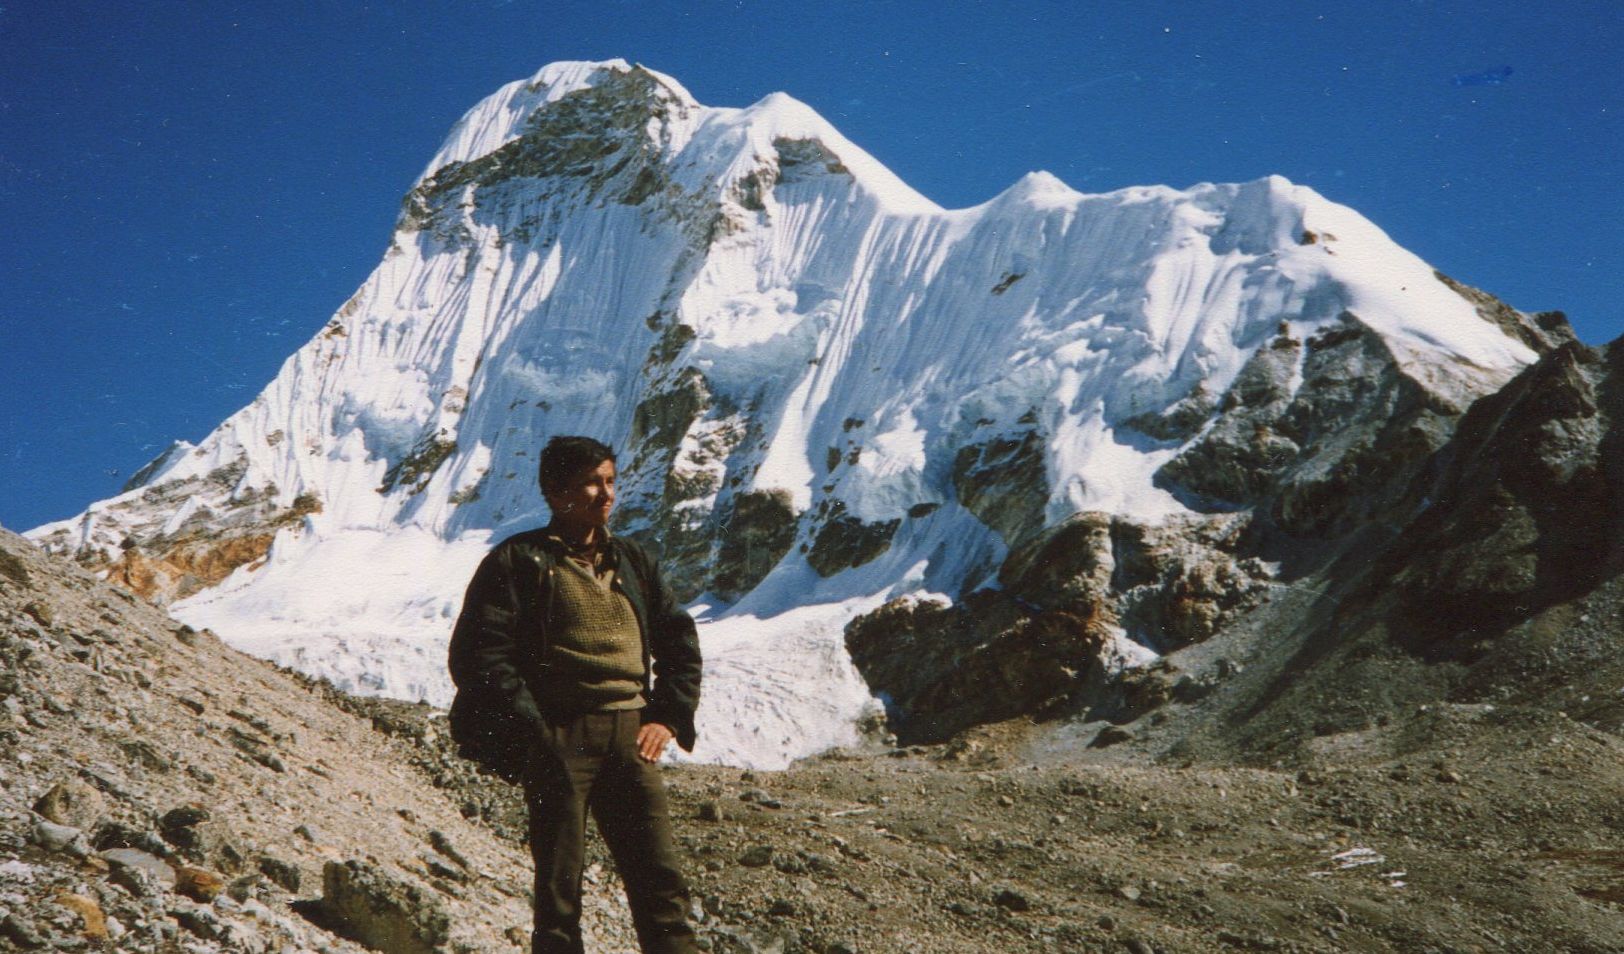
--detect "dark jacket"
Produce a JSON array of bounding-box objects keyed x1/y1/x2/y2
[{"x1": 447, "y1": 528, "x2": 703, "y2": 761}]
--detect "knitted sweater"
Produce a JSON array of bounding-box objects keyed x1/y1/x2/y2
[{"x1": 542, "y1": 556, "x2": 646, "y2": 711}]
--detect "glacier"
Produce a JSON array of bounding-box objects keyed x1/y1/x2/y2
[{"x1": 29, "y1": 60, "x2": 1538, "y2": 769}]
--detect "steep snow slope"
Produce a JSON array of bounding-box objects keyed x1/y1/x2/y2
[{"x1": 31, "y1": 61, "x2": 1538, "y2": 768}]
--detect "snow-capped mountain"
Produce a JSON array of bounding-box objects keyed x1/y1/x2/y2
[{"x1": 30, "y1": 60, "x2": 1555, "y2": 767}]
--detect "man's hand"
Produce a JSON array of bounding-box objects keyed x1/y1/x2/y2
[{"x1": 636, "y1": 722, "x2": 675, "y2": 763}]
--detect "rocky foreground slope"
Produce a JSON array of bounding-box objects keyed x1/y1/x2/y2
[{"x1": 6, "y1": 507, "x2": 1624, "y2": 953}]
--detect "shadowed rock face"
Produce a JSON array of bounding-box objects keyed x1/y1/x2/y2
[
  {"x1": 1155, "y1": 313, "x2": 1463, "y2": 540},
  {"x1": 1384, "y1": 339, "x2": 1622, "y2": 659},
  {"x1": 807, "y1": 510, "x2": 900, "y2": 578},
  {"x1": 317, "y1": 860, "x2": 451, "y2": 954},
  {"x1": 952, "y1": 427, "x2": 1048, "y2": 550},
  {"x1": 844, "y1": 591, "x2": 1111, "y2": 744},
  {"x1": 712, "y1": 489, "x2": 799, "y2": 599}
]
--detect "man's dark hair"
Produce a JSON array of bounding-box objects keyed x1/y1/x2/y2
[{"x1": 537, "y1": 436, "x2": 616, "y2": 494}]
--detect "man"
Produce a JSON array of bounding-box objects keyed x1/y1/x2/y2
[{"x1": 448, "y1": 435, "x2": 702, "y2": 954}]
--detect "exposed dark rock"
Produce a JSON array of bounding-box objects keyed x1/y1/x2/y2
[
  {"x1": 1385, "y1": 340, "x2": 1619, "y2": 658},
  {"x1": 712, "y1": 489, "x2": 799, "y2": 598},
  {"x1": 317, "y1": 859, "x2": 451, "y2": 954},
  {"x1": 379, "y1": 434, "x2": 458, "y2": 496},
  {"x1": 808, "y1": 510, "x2": 899, "y2": 578},
  {"x1": 22, "y1": 600, "x2": 53, "y2": 627},
  {"x1": 773, "y1": 137, "x2": 852, "y2": 185},
  {"x1": 1158, "y1": 312, "x2": 1467, "y2": 541},
  {"x1": 93, "y1": 823, "x2": 170, "y2": 858},
  {"x1": 0, "y1": 546, "x2": 30, "y2": 585},
  {"x1": 257, "y1": 854, "x2": 303, "y2": 893},
  {"x1": 1, "y1": 913, "x2": 47, "y2": 949},
  {"x1": 998, "y1": 513, "x2": 1115, "y2": 609},
  {"x1": 846, "y1": 592, "x2": 1111, "y2": 744},
  {"x1": 952, "y1": 428, "x2": 1048, "y2": 548},
  {"x1": 1091, "y1": 725, "x2": 1135, "y2": 748},
  {"x1": 633, "y1": 368, "x2": 713, "y2": 456},
  {"x1": 1123, "y1": 383, "x2": 1217, "y2": 443}
]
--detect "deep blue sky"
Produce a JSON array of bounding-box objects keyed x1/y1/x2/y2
[{"x1": 4, "y1": 1, "x2": 1620, "y2": 531}]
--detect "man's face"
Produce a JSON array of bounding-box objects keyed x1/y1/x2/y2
[{"x1": 545, "y1": 458, "x2": 616, "y2": 531}]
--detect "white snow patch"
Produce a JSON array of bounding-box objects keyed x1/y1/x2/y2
[{"x1": 678, "y1": 600, "x2": 885, "y2": 770}]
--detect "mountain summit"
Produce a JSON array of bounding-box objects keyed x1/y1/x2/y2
[{"x1": 30, "y1": 60, "x2": 1564, "y2": 767}]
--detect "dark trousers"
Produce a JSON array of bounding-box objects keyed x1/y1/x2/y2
[{"x1": 524, "y1": 709, "x2": 697, "y2": 954}]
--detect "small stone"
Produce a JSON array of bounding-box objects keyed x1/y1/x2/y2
[
  {"x1": 227, "y1": 873, "x2": 267, "y2": 903},
  {"x1": 1092, "y1": 725, "x2": 1135, "y2": 748},
  {"x1": 252, "y1": 751, "x2": 287, "y2": 773},
  {"x1": 103, "y1": 848, "x2": 177, "y2": 888},
  {"x1": 30, "y1": 815, "x2": 91, "y2": 857},
  {"x1": 0, "y1": 913, "x2": 47, "y2": 949},
  {"x1": 54, "y1": 892, "x2": 108, "y2": 940},
  {"x1": 772, "y1": 853, "x2": 809, "y2": 875},
  {"x1": 1126, "y1": 939, "x2": 1157, "y2": 954},
  {"x1": 767, "y1": 898, "x2": 796, "y2": 917},
  {"x1": 739, "y1": 789, "x2": 783, "y2": 809},
  {"x1": 1438, "y1": 770, "x2": 1464, "y2": 784},
  {"x1": 92, "y1": 822, "x2": 169, "y2": 857},
  {"x1": 22, "y1": 601, "x2": 54, "y2": 628},
  {"x1": 997, "y1": 795, "x2": 1015, "y2": 808},
  {"x1": 108, "y1": 863, "x2": 163, "y2": 898},
  {"x1": 161, "y1": 805, "x2": 211, "y2": 832},
  {"x1": 34, "y1": 781, "x2": 106, "y2": 830},
  {"x1": 738, "y1": 846, "x2": 775, "y2": 868},
  {"x1": 174, "y1": 865, "x2": 225, "y2": 902},
  {"x1": 1116, "y1": 885, "x2": 1142, "y2": 902},
  {"x1": 172, "y1": 904, "x2": 226, "y2": 941},
  {"x1": 992, "y1": 887, "x2": 1031, "y2": 911},
  {"x1": 294, "y1": 824, "x2": 323, "y2": 844},
  {"x1": 698, "y1": 801, "x2": 726, "y2": 822},
  {"x1": 427, "y1": 830, "x2": 468, "y2": 869},
  {"x1": 120, "y1": 739, "x2": 172, "y2": 772}
]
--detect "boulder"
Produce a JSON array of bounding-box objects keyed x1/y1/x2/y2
[
  {"x1": 32, "y1": 780, "x2": 106, "y2": 830},
  {"x1": 319, "y1": 859, "x2": 451, "y2": 954}
]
